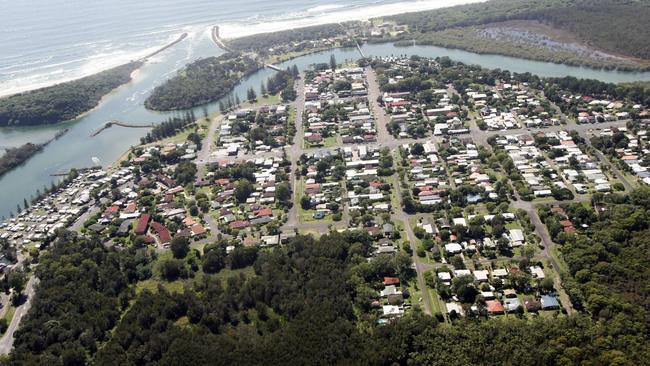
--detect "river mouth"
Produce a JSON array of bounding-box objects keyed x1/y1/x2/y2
[{"x1": 1, "y1": 38, "x2": 650, "y2": 218}]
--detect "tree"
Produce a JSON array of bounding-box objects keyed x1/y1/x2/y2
[
  {"x1": 300, "y1": 196, "x2": 312, "y2": 210},
  {"x1": 202, "y1": 250, "x2": 225, "y2": 274},
  {"x1": 170, "y1": 237, "x2": 190, "y2": 259},
  {"x1": 159, "y1": 259, "x2": 184, "y2": 281},
  {"x1": 275, "y1": 182, "x2": 291, "y2": 204},
  {"x1": 247, "y1": 87, "x2": 257, "y2": 101},
  {"x1": 452, "y1": 275, "x2": 478, "y2": 303},
  {"x1": 411, "y1": 143, "x2": 424, "y2": 156},
  {"x1": 329, "y1": 54, "x2": 337, "y2": 71},
  {"x1": 235, "y1": 179, "x2": 254, "y2": 203},
  {"x1": 7, "y1": 270, "x2": 26, "y2": 295}
]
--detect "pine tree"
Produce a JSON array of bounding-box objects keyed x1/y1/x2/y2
[
  {"x1": 292, "y1": 65, "x2": 299, "y2": 77},
  {"x1": 23, "y1": 198, "x2": 28, "y2": 210},
  {"x1": 330, "y1": 55, "x2": 337, "y2": 72},
  {"x1": 260, "y1": 82, "x2": 267, "y2": 96}
]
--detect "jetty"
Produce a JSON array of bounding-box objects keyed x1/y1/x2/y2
[
  {"x1": 211, "y1": 26, "x2": 234, "y2": 52},
  {"x1": 266, "y1": 64, "x2": 283, "y2": 71},
  {"x1": 337, "y1": 22, "x2": 366, "y2": 58},
  {"x1": 91, "y1": 120, "x2": 155, "y2": 137},
  {"x1": 50, "y1": 166, "x2": 101, "y2": 177},
  {"x1": 141, "y1": 32, "x2": 188, "y2": 61}
]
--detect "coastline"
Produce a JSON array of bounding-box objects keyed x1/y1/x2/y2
[
  {"x1": 4, "y1": 0, "x2": 649, "y2": 100},
  {"x1": 0, "y1": 32, "x2": 188, "y2": 101}
]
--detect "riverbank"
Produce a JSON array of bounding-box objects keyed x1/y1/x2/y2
[{"x1": 0, "y1": 128, "x2": 69, "y2": 178}]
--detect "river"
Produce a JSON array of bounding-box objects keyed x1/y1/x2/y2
[{"x1": 1, "y1": 38, "x2": 650, "y2": 218}]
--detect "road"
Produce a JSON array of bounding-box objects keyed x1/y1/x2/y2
[
  {"x1": 0, "y1": 276, "x2": 38, "y2": 355},
  {"x1": 284, "y1": 76, "x2": 305, "y2": 230},
  {"x1": 391, "y1": 176, "x2": 434, "y2": 315},
  {"x1": 368, "y1": 67, "x2": 434, "y2": 316},
  {"x1": 197, "y1": 115, "x2": 224, "y2": 167},
  {"x1": 365, "y1": 68, "x2": 393, "y2": 145}
]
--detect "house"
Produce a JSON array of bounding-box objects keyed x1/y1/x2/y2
[
  {"x1": 474, "y1": 270, "x2": 489, "y2": 282},
  {"x1": 540, "y1": 295, "x2": 560, "y2": 310},
  {"x1": 151, "y1": 221, "x2": 171, "y2": 244},
  {"x1": 116, "y1": 220, "x2": 132, "y2": 237},
  {"x1": 190, "y1": 224, "x2": 207, "y2": 236},
  {"x1": 230, "y1": 220, "x2": 250, "y2": 230},
  {"x1": 486, "y1": 300, "x2": 505, "y2": 314},
  {"x1": 261, "y1": 235, "x2": 280, "y2": 246},
  {"x1": 504, "y1": 298, "x2": 521, "y2": 312},
  {"x1": 446, "y1": 302, "x2": 464, "y2": 316},
  {"x1": 382, "y1": 305, "x2": 404, "y2": 318},
  {"x1": 135, "y1": 214, "x2": 151, "y2": 235},
  {"x1": 503, "y1": 289, "x2": 517, "y2": 298},
  {"x1": 88, "y1": 223, "x2": 105, "y2": 234},
  {"x1": 509, "y1": 229, "x2": 525, "y2": 244},
  {"x1": 525, "y1": 299, "x2": 542, "y2": 312},
  {"x1": 445, "y1": 243, "x2": 463, "y2": 254},
  {"x1": 530, "y1": 266, "x2": 546, "y2": 279},
  {"x1": 383, "y1": 277, "x2": 400, "y2": 286},
  {"x1": 382, "y1": 223, "x2": 394, "y2": 236}
]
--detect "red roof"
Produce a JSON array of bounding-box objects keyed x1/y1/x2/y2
[
  {"x1": 563, "y1": 226, "x2": 576, "y2": 234},
  {"x1": 151, "y1": 221, "x2": 171, "y2": 243},
  {"x1": 383, "y1": 277, "x2": 400, "y2": 285},
  {"x1": 486, "y1": 300, "x2": 505, "y2": 313},
  {"x1": 123, "y1": 202, "x2": 137, "y2": 214},
  {"x1": 191, "y1": 224, "x2": 207, "y2": 235},
  {"x1": 103, "y1": 205, "x2": 119, "y2": 217},
  {"x1": 215, "y1": 178, "x2": 230, "y2": 185},
  {"x1": 388, "y1": 100, "x2": 410, "y2": 107},
  {"x1": 255, "y1": 208, "x2": 273, "y2": 217},
  {"x1": 558, "y1": 220, "x2": 573, "y2": 227},
  {"x1": 135, "y1": 214, "x2": 151, "y2": 235},
  {"x1": 229, "y1": 220, "x2": 250, "y2": 230},
  {"x1": 307, "y1": 134, "x2": 322, "y2": 141}
]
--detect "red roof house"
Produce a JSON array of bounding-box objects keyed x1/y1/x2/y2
[
  {"x1": 151, "y1": 221, "x2": 171, "y2": 244},
  {"x1": 135, "y1": 214, "x2": 151, "y2": 235},
  {"x1": 383, "y1": 277, "x2": 401, "y2": 286},
  {"x1": 230, "y1": 220, "x2": 250, "y2": 230},
  {"x1": 486, "y1": 300, "x2": 505, "y2": 314}
]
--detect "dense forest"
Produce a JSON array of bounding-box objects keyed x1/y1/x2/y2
[
  {"x1": 145, "y1": 53, "x2": 259, "y2": 111},
  {"x1": 387, "y1": 0, "x2": 650, "y2": 60},
  {"x1": 0, "y1": 62, "x2": 142, "y2": 126},
  {"x1": 9, "y1": 231, "x2": 154, "y2": 364},
  {"x1": 225, "y1": 23, "x2": 356, "y2": 53},
  {"x1": 6, "y1": 188, "x2": 650, "y2": 365},
  {"x1": 0, "y1": 143, "x2": 43, "y2": 177}
]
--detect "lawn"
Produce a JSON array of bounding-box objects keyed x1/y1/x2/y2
[
  {"x1": 305, "y1": 135, "x2": 338, "y2": 149},
  {"x1": 298, "y1": 207, "x2": 332, "y2": 224},
  {"x1": 240, "y1": 94, "x2": 281, "y2": 108},
  {"x1": 1, "y1": 304, "x2": 16, "y2": 334}
]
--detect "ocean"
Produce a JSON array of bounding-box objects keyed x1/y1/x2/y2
[{"x1": 0, "y1": 0, "x2": 483, "y2": 97}]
